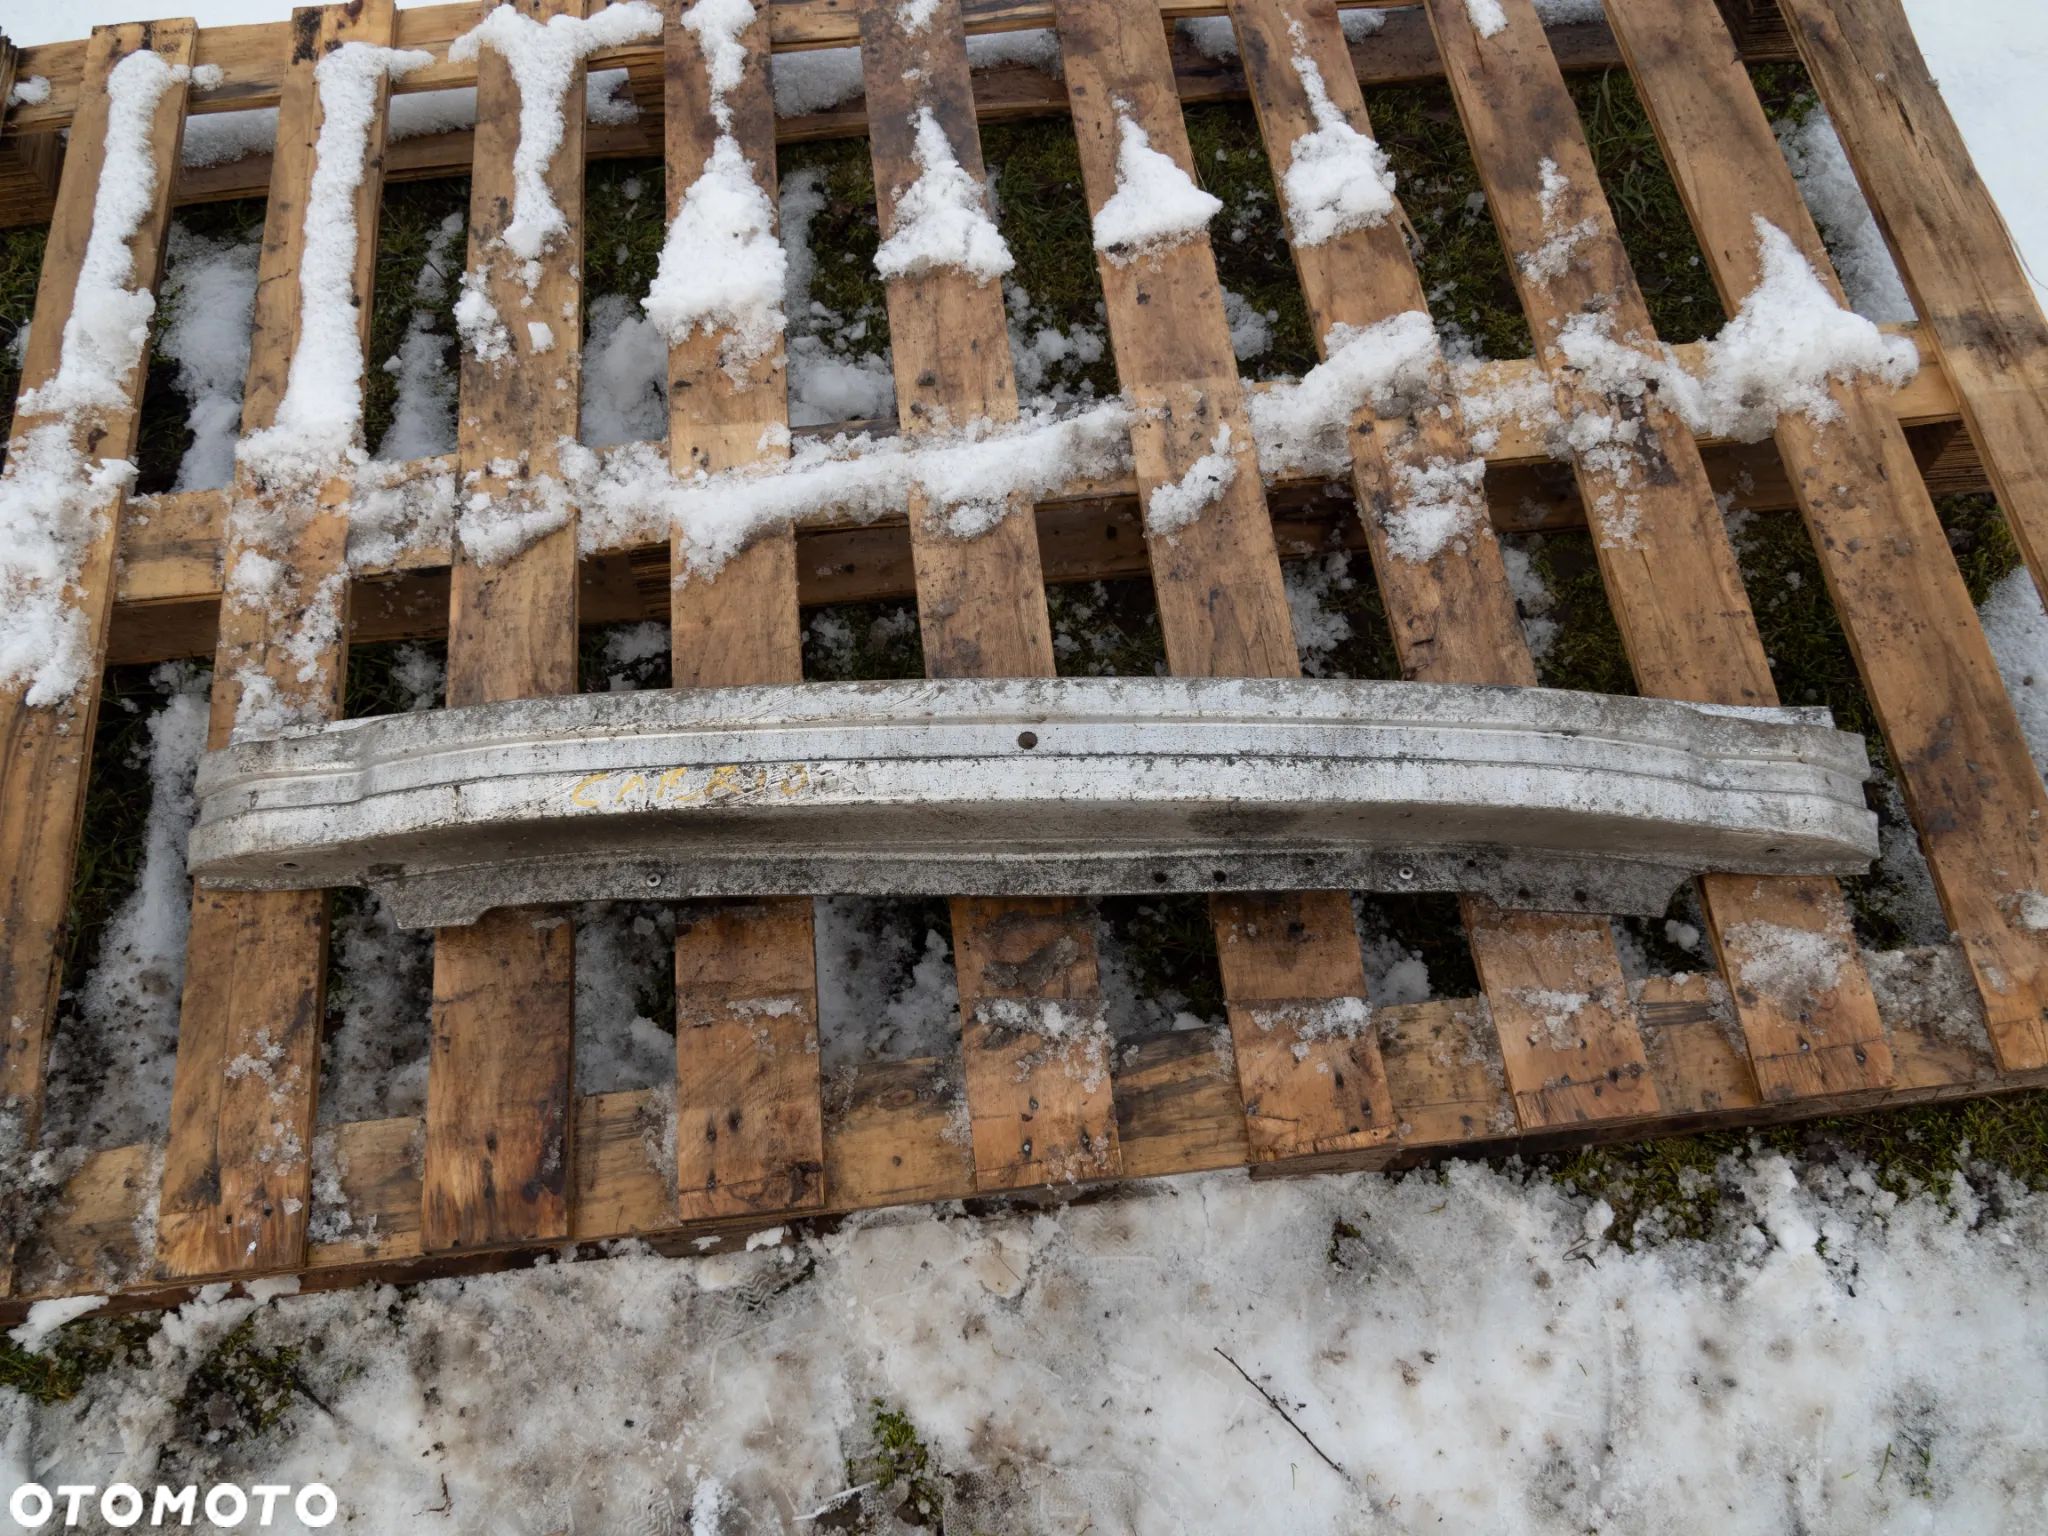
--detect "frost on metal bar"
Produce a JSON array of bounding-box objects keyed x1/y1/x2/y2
[{"x1": 186, "y1": 678, "x2": 1879, "y2": 927}]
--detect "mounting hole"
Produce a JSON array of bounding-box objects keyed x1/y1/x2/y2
[
  {"x1": 645, "y1": 873, "x2": 663, "y2": 889},
  {"x1": 279, "y1": 860, "x2": 301, "y2": 872},
  {"x1": 1397, "y1": 865, "x2": 1416, "y2": 882},
  {"x1": 1017, "y1": 730, "x2": 1038, "y2": 749}
]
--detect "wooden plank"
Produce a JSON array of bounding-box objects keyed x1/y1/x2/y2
[
  {"x1": 1601, "y1": 0, "x2": 2048, "y2": 1075},
  {"x1": 861, "y1": 0, "x2": 1119, "y2": 1191},
  {"x1": 1777, "y1": 0, "x2": 2048, "y2": 619},
  {"x1": 0, "y1": 33, "x2": 63, "y2": 226},
  {"x1": 1223, "y1": 0, "x2": 1657, "y2": 1130},
  {"x1": 157, "y1": 3, "x2": 398, "y2": 1282},
  {"x1": 420, "y1": 0, "x2": 588, "y2": 1252},
  {"x1": 15, "y1": 942, "x2": 2048, "y2": 1319},
  {"x1": 0, "y1": 5, "x2": 1779, "y2": 223},
  {"x1": 1423, "y1": 0, "x2": 1894, "y2": 1099},
  {"x1": 0, "y1": 23, "x2": 193, "y2": 1297},
  {"x1": 660, "y1": 0, "x2": 826, "y2": 1224},
  {"x1": 1053, "y1": 0, "x2": 1405, "y2": 1158}
]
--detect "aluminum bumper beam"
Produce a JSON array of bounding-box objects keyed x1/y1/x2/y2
[{"x1": 186, "y1": 677, "x2": 1879, "y2": 927}]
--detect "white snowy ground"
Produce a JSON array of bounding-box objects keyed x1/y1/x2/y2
[{"x1": 5, "y1": 1151, "x2": 2046, "y2": 1534}]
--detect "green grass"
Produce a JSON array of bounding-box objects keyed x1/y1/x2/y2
[{"x1": 0, "y1": 1313, "x2": 158, "y2": 1406}]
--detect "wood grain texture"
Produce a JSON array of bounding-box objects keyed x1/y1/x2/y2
[
  {"x1": 1424, "y1": 0, "x2": 1891, "y2": 1099},
  {"x1": 1225, "y1": 0, "x2": 1658, "y2": 1131},
  {"x1": 421, "y1": 0, "x2": 587, "y2": 1252},
  {"x1": 13, "y1": 942, "x2": 2040, "y2": 1319},
  {"x1": 1600, "y1": 0, "x2": 2048, "y2": 1074},
  {"x1": 660, "y1": 0, "x2": 828, "y2": 1225},
  {"x1": 861, "y1": 0, "x2": 1119, "y2": 1192},
  {"x1": 158, "y1": 2, "x2": 397, "y2": 1283},
  {"x1": 1055, "y1": 0, "x2": 1396, "y2": 1158},
  {"x1": 0, "y1": 22, "x2": 194, "y2": 1295},
  {"x1": 1776, "y1": 0, "x2": 2048, "y2": 617}
]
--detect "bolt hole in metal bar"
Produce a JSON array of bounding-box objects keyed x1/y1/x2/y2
[{"x1": 187, "y1": 676, "x2": 1878, "y2": 926}]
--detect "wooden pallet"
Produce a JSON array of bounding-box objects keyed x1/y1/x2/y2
[{"x1": 3, "y1": 0, "x2": 2046, "y2": 1321}]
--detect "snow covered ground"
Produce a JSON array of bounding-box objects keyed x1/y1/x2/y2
[{"x1": 5, "y1": 1149, "x2": 2045, "y2": 1534}]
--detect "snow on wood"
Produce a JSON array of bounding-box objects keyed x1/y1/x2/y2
[
  {"x1": 1279, "y1": 39, "x2": 1396, "y2": 248},
  {"x1": 236, "y1": 44, "x2": 432, "y2": 488},
  {"x1": 643, "y1": 136, "x2": 787, "y2": 377},
  {"x1": 1555, "y1": 218, "x2": 1919, "y2": 447},
  {"x1": 1465, "y1": 0, "x2": 1511, "y2": 38},
  {"x1": 1245, "y1": 310, "x2": 1440, "y2": 478},
  {"x1": 873, "y1": 109, "x2": 1016, "y2": 285},
  {"x1": 1143, "y1": 423, "x2": 1238, "y2": 536},
  {"x1": 1091, "y1": 112, "x2": 1222, "y2": 264},
  {"x1": 569, "y1": 400, "x2": 1132, "y2": 580},
  {"x1": 0, "y1": 48, "x2": 184, "y2": 706},
  {"x1": 1385, "y1": 454, "x2": 1488, "y2": 563},
  {"x1": 447, "y1": 0, "x2": 663, "y2": 268}
]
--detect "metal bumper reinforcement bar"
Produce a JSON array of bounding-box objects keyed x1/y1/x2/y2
[{"x1": 186, "y1": 677, "x2": 1879, "y2": 927}]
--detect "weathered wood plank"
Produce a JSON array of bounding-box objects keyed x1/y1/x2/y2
[
  {"x1": 1054, "y1": 0, "x2": 1400, "y2": 1158},
  {"x1": 15, "y1": 944, "x2": 2046, "y2": 1320},
  {"x1": 421, "y1": 0, "x2": 588, "y2": 1251},
  {"x1": 661, "y1": 0, "x2": 827, "y2": 1225},
  {"x1": 1424, "y1": 0, "x2": 1893, "y2": 1100},
  {"x1": 158, "y1": 2, "x2": 399, "y2": 1282},
  {"x1": 1602, "y1": 0, "x2": 2048, "y2": 1074},
  {"x1": 1776, "y1": 0, "x2": 2048, "y2": 619},
  {"x1": 0, "y1": 22, "x2": 194, "y2": 1296},
  {"x1": 861, "y1": 0, "x2": 1120, "y2": 1192},
  {"x1": 1223, "y1": 0, "x2": 1657, "y2": 1131}
]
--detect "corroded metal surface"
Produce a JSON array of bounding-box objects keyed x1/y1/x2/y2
[{"x1": 188, "y1": 677, "x2": 1878, "y2": 925}]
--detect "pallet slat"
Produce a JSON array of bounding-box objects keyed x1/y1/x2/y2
[
  {"x1": 157, "y1": 2, "x2": 404, "y2": 1282},
  {"x1": 1422, "y1": 0, "x2": 1895, "y2": 1102},
  {"x1": 1222, "y1": 0, "x2": 1659, "y2": 1132},
  {"x1": 1601, "y1": 0, "x2": 2048, "y2": 1074},
  {"x1": 1054, "y1": 0, "x2": 1400, "y2": 1159},
  {"x1": 1775, "y1": 0, "x2": 2048, "y2": 622},
  {"x1": 420, "y1": 0, "x2": 589, "y2": 1251},
  {"x1": 861, "y1": 0, "x2": 1120, "y2": 1192},
  {"x1": 662, "y1": 0, "x2": 828, "y2": 1224},
  {"x1": 0, "y1": 23, "x2": 195, "y2": 1296}
]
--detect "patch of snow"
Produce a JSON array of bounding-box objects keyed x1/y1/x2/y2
[
  {"x1": 6, "y1": 74, "x2": 50, "y2": 108},
  {"x1": 572, "y1": 400, "x2": 1132, "y2": 581},
  {"x1": 874, "y1": 109, "x2": 1014, "y2": 286},
  {"x1": 1144, "y1": 424, "x2": 1237, "y2": 537},
  {"x1": 1501, "y1": 539, "x2": 1560, "y2": 662},
  {"x1": 39, "y1": 666, "x2": 208, "y2": 1154},
  {"x1": 319, "y1": 890, "x2": 433, "y2": 1126},
  {"x1": 643, "y1": 139, "x2": 784, "y2": 382},
  {"x1": 7, "y1": 1294, "x2": 107, "y2": 1353},
  {"x1": 1220, "y1": 287, "x2": 1274, "y2": 361},
  {"x1": 1284, "y1": 552, "x2": 1356, "y2": 677},
  {"x1": 0, "y1": 48, "x2": 184, "y2": 705},
  {"x1": 769, "y1": 47, "x2": 865, "y2": 117},
  {"x1": 1092, "y1": 113, "x2": 1222, "y2": 264},
  {"x1": 1466, "y1": 0, "x2": 1510, "y2": 38},
  {"x1": 374, "y1": 210, "x2": 466, "y2": 462},
  {"x1": 581, "y1": 291, "x2": 670, "y2": 448},
  {"x1": 156, "y1": 224, "x2": 260, "y2": 491},
  {"x1": 179, "y1": 106, "x2": 279, "y2": 167},
  {"x1": 1384, "y1": 455, "x2": 1488, "y2": 563},
  {"x1": 814, "y1": 898, "x2": 959, "y2": 1071},
  {"x1": 448, "y1": 1, "x2": 663, "y2": 266},
  {"x1": 1280, "y1": 42, "x2": 1396, "y2": 247},
  {"x1": 1516, "y1": 155, "x2": 1597, "y2": 284},
  {"x1": 1776, "y1": 109, "x2": 1913, "y2": 324},
  {"x1": 236, "y1": 44, "x2": 433, "y2": 487},
  {"x1": 1557, "y1": 219, "x2": 1918, "y2": 446},
  {"x1": 1978, "y1": 565, "x2": 2048, "y2": 776},
  {"x1": 967, "y1": 27, "x2": 1064, "y2": 74},
  {"x1": 1247, "y1": 309, "x2": 1441, "y2": 479},
  {"x1": 454, "y1": 461, "x2": 575, "y2": 567},
  {"x1": 1724, "y1": 918, "x2": 1851, "y2": 1001},
  {"x1": 454, "y1": 265, "x2": 511, "y2": 362}
]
